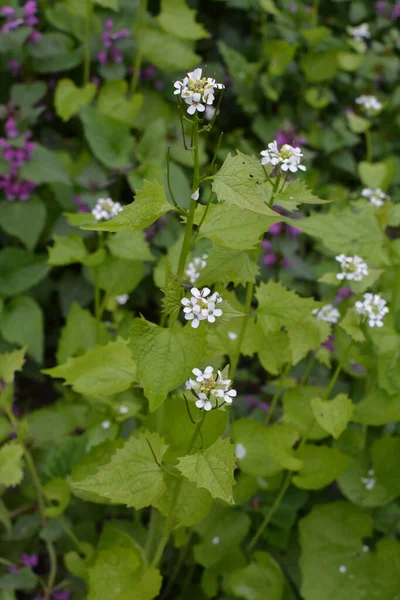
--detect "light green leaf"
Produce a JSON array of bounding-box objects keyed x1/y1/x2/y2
[
  {"x1": 339, "y1": 308, "x2": 366, "y2": 342},
  {"x1": 43, "y1": 338, "x2": 136, "y2": 397},
  {"x1": 282, "y1": 386, "x2": 328, "y2": 441},
  {"x1": 97, "y1": 81, "x2": 143, "y2": 126},
  {"x1": 265, "y1": 39, "x2": 295, "y2": 76},
  {"x1": 301, "y1": 50, "x2": 338, "y2": 82},
  {"x1": 136, "y1": 119, "x2": 167, "y2": 166},
  {"x1": 227, "y1": 551, "x2": 284, "y2": 600},
  {"x1": 0, "y1": 442, "x2": 24, "y2": 487},
  {"x1": 0, "y1": 567, "x2": 37, "y2": 591},
  {"x1": 293, "y1": 445, "x2": 349, "y2": 489},
  {"x1": 19, "y1": 144, "x2": 69, "y2": 184},
  {"x1": 196, "y1": 246, "x2": 259, "y2": 287},
  {"x1": 57, "y1": 303, "x2": 109, "y2": 365},
  {"x1": 338, "y1": 456, "x2": 393, "y2": 508},
  {"x1": 0, "y1": 197, "x2": 46, "y2": 251},
  {"x1": 0, "y1": 347, "x2": 26, "y2": 383},
  {"x1": 372, "y1": 437, "x2": 400, "y2": 499},
  {"x1": 353, "y1": 387, "x2": 400, "y2": 426},
  {"x1": 82, "y1": 181, "x2": 173, "y2": 232},
  {"x1": 43, "y1": 477, "x2": 71, "y2": 517},
  {"x1": 338, "y1": 52, "x2": 363, "y2": 71},
  {"x1": 177, "y1": 437, "x2": 236, "y2": 504},
  {"x1": 197, "y1": 203, "x2": 283, "y2": 250},
  {"x1": 47, "y1": 235, "x2": 88, "y2": 266},
  {"x1": 0, "y1": 297, "x2": 43, "y2": 363},
  {"x1": 273, "y1": 180, "x2": 330, "y2": 211},
  {"x1": 212, "y1": 152, "x2": 280, "y2": 216},
  {"x1": 256, "y1": 281, "x2": 330, "y2": 364},
  {"x1": 141, "y1": 26, "x2": 200, "y2": 71},
  {"x1": 55, "y1": 78, "x2": 96, "y2": 121},
  {"x1": 358, "y1": 161, "x2": 390, "y2": 190},
  {"x1": 158, "y1": 0, "x2": 209, "y2": 40},
  {"x1": 160, "y1": 268, "x2": 182, "y2": 321},
  {"x1": 311, "y1": 394, "x2": 354, "y2": 439},
  {"x1": 0, "y1": 248, "x2": 50, "y2": 296},
  {"x1": 346, "y1": 112, "x2": 370, "y2": 134},
  {"x1": 106, "y1": 231, "x2": 154, "y2": 262},
  {"x1": 258, "y1": 330, "x2": 291, "y2": 375},
  {"x1": 128, "y1": 318, "x2": 207, "y2": 411},
  {"x1": 93, "y1": 0, "x2": 118, "y2": 10},
  {"x1": 259, "y1": 0, "x2": 279, "y2": 14},
  {"x1": 305, "y1": 86, "x2": 331, "y2": 109},
  {"x1": 154, "y1": 474, "x2": 212, "y2": 527},
  {"x1": 73, "y1": 432, "x2": 167, "y2": 509},
  {"x1": 0, "y1": 499, "x2": 11, "y2": 533},
  {"x1": 97, "y1": 256, "x2": 144, "y2": 295}
]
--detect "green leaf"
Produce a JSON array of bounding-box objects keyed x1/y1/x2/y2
[
  {"x1": 265, "y1": 39, "x2": 295, "y2": 76},
  {"x1": 43, "y1": 338, "x2": 136, "y2": 397},
  {"x1": 87, "y1": 525, "x2": 162, "y2": 600},
  {"x1": 0, "y1": 347, "x2": 26, "y2": 383},
  {"x1": 26, "y1": 402, "x2": 86, "y2": 447},
  {"x1": 259, "y1": 0, "x2": 279, "y2": 14},
  {"x1": 128, "y1": 318, "x2": 207, "y2": 411},
  {"x1": 301, "y1": 50, "x2": 338, "y2": 82},
  {"x1": 0, "y1": 499, "x2": 11, "y2": 533},
  {"x1": 311, "y1": 394, "x2": 354, "y2": 439},
  {"x1": 227, "y1": 551, "x2": 284, "y2": 600},
  {"x1": 358, "y1": 161, "x2": 390, "y2": 190},
  {"x1": 293, "y1": 445, "x2": 349, "y2": 489},
  {"x1": 256, "y1": 281, "x2": 330, "y2": 364},
  {"x1": 97, "y1": 81, "x2": 143, "y2": 126},
  {"x1": 212, "y1": 152, "x2": 281, "y2": 216},
  {"x1": 44, "y1": 477, "x2": 71, "y2": 517},
  {"x1": 154, "y1": 474, "x2": 212, "y2": 527},
  {"x1": 80, "y1": 106, "x2": 134, "y2": 170},
  {"x1": 141, "y1": 26, "x2": 200, "y2": 71},
  {"x1": 372, "y1": 437, "x2": 400, "y2": 499},
  {"x1": 55, "y1": 78, "x2": 96, "y2": 121},
  {"x1": 282, "y1": 386, "x2": 328, "y2": 441},
  {"x1": 177, "y1": 437, "x2": 236, "y2": 504},
  {"x1": 196, "y1": 246, "x2": 259, "y2": 287},
  {"x1": 93, "y1": 0, "x2": 118, "y2": 11},
  {"x1": 57, "y1": 303, "x2": 109, "y2": 365},
  {"x1": 197, "y1": 203, "x2": 283, "y2": 250},
  {"x1": 0, "y1": 198, "x2": 46, "y2": 251},
  {"x1": 47, "y1": 235, "x2": 88, "y2": 266},
  {"x1": 273, "y1": 180, "x2": 330, "y2": 211},
  {"x1": 0, "y1": 248, "x2": 50, "y2": 296},
  {"x1": 158, "y1": 0, "x2": 209, "y2": 40},
  {"x1": 82, "y1": 181, "x2": 173, "y2": 232},
  {"x1": 339, "y1": 308, "x2": 366, "y2": 342},
  {"x1": 0, "y1": 567, "x2": 37, "y2": 591},
  {"x1": 0, "y1": 442, "x2": 23, "y2": 487},
  {"x1": 43, "y1": 434, "x2": 88, "y2": 479},
  {"x1": 97, "y1": 256, "x2": 144, "y2": 295},
  {"x1": 338, "y1": 456, "x2": 393, "y2": 508},
  {"x1": 160, "y1": 268, "x2": 182, "y2": 320},
  {"x1": 0, "y1": 297, "x2": 43, "y2": 363},
  {"x1": 107, "y1": 231, "x2": 153, "y2": 262},
  {"x1": 73, "y1": 432, "x2": 167, "y2": 509},
  {"x1": 338, "y1": 52, "x2": 362, "y2": 72},
  {"x1": 346, "y1": 112, "x2": 370, "y2": 134},
  {"x1": 353, "y1": 387, "x2": 400, "y2": 426},
  {"x1": 258, "y1": 330, "x2": 291, "y2": 375},
  {"x1": 20, "y1": 144, "x2": 69, "y2": 184},
  {"x1": 136, "y1": 119, "x2": 167, "y2": 166}
]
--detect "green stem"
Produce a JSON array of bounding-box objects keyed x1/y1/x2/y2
[
  {"x1": 268, "y1": 174, "x2": 281, "y2": 208},
  {"x1": 264, "y1": 365, "x2": 290, "y2": 425},
  {"x1": 144, "y1": 507, "x2": 159, "y2": 563},
  {"x1": 160, "y1": 531, "x2": 194, "y2": 600},
  {"x1": 325, "y1": 339, "x2": 354, "y2": 398},
  {"x1": 299, "y1": 353, "x2": 316, "y2": 388},
  {"x1": 312, "y1": 0, "x2": 320, "y2": 26},
  {"x1": 83, "y1": 0, "x2": 93, "y2": 85},
  {"x1": 45, "y1": 541, "x2": 57, "y2": 600},
  {"x1": 130, "y1": 0, "x2": 148, "y2": 96},
  {"x1": 365, "y1": 129, "x2": 372, "y2": 163}
]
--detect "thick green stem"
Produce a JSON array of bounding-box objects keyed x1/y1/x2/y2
[
  {"x1": 130, "y1": 0, "x2": 148, "y2": 96},
  {"x1": 83, "y1": 0, "x2": 93, "y2": 85}
]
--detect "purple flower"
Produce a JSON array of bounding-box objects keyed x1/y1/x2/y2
[
  {"x1": 321, "y1": 334, "x2": 335, "y2": 353},
  {"x1": 7, "y1": 566, "x2": 19, "y2": 574},
  {"x1": 392, "y1": 3, "x2": 400, "y2": 19},
  {"x1": 144, "y1": 215, "x2": 167, "y2": 241},
  {"x1": 258, "y1": 402, "x2": 270, "y2": 414},
  {"x1": 336, "y1": 287, "x2": 353, "y2": 302},
  {"x1": 98, "y1": 19, "x2": 130, "y2": 68},
  {"x1": 91, "y1": 75, "x2": 101, "y2": 87},
  {"x1": 0, "y1": 0, "x2": 40, "y2": 35},
  {"x1": 286, "y1": 224, "x2": 302, "y2": 237},
  {"x1": 261, "y1": 239, "x2": 273, "y2": 252},
  {"x1": 375, "y1": 1, "x2": 389, "y2": 15},
  {"x1": 20, "y1": 553, "x2": 38, "y2": 568},
  {"x1": 154, "y1": 79, "x2": 165, "y2": 91},
  {"x1": 73, "y1": 195, "x2": 89, "y2": 213},
  {"x1": 27, "y1": 29, "x2": 41, "y2": 43},
  {"x1": 264, "y1": 253, "x2": 277, "y2": 267},
  {"x1": 7, "y1": 59, "x2": 22, "y2": 77},
  {"x1": 269, "y1": 222, "x2": 283, "y2": 236},
  {"x1": 275, "y1": 126, "x2": 306, "y2": 149},
  {"x1": 288, "y1": 3, "x2": 297, "y2": 13},
  {"x1": 351, "y1": 362, "x2": 365, "y2": 373},
  {"x1": 244, "y1": 396, "x2": 258, "y2": 408},
  {"x1": 0, "y1": 131, "x2": 37, "y2": 202},
  {"x1": 52, "y1": 591, "x2": 72, "y2": 600}
]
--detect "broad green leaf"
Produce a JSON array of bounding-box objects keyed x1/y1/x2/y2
[
  {"x1": 97, "y1": 256, "x2": 144, "y2": 295},
  {"x1": 177, "y1": 437, "x2": 236, "y2": 504},
  {"x1": 82, "y1": 181, "x2": 173, "y2": 232},
  {"x1": 301, "y1": 50, "x2": 338, "y2": 82},
  {"x1": 227, "y1": 551, "x2": 284, "y2": 600},
  {"x1": 47, "y1": 235, "x2": 88, "y2": 266},
  {"x1": 305, "y1": 86, "x2": 330, "y2": 109},
  {"x1": 0, "y1": 198, "x2": 46, "y2": 251},
  {"x1": 57, "y1": 303, "x2": 109, "y2": 365},
  {"x1": 43, "y1": 338, "x2": 136, "y2": 397},
  {"x1": 358, "y1": 162, "x2": 390, "y2": 190},
  {"x1": 259, "y1": 0, "x2": 279, "y2": 14},
  {"x1": 339, "y1": 308, "x2": 365, "y2": 342},
  {"x1": 55, "y1": 79, "x2": 96, "y2": 121},
  {"x1": 88, "y1": 526, "x2": 162, "y2": 600},
  {"x1": 107, "y1": 231, "x2": 154, "y2": 262},
  {"x1": 218, "y1": 42, "x2": 261, "y2": 114},
  {"x1": 258, "y1": 330, "x2": 291, "y2": 375},
  {"x1": 11, "y1": 81, "x2": 47, "y2": 111},
  {"x1": 372, "y1": 437, "x2": 400, "y2": 499},
  {"x1": 273, "y1": 180, "x2": 330, "y2": 211},
  {"x1": 0, "y1": 567, "x2": 37, "y2": 591},
  {"x1": 97, "y1": 81, "x2": 143, "y2": 126},
  {"x1": 299, "y1": 503, "x2": 400, "y2": 600},
  {"x1": 154, "y1": 475, "x2": 212, "y2": 527},
  {"x1": 311, "y1": 394, "x2": 354, "y2": 439},
  {"x1": 160, "y1": 269, "x2": 182, "y2": 321},
  {"x1": 338, "y1": 457, "x2": 393, "y2": 508},
  {"x1": 378, "y1": 345, "x2": 400, "y2": 396},
  {"x1": 0, "y1": 347, "x2": 26, "y2": 383},
  {"x1": 93, "y1": 0, "x2": 118, "y2": 9},
  {"x1": 196, "y1": 246, "x2": 259, "y2": 287},
  {"x1": 0, "y1": 248, "x2": 50, "y2": 296},
  {"x1": 136, "y1": 119, "x2": 167, "y2": 166},
  {"x1": 73, "y1": 432, "x2": 167, "y2": 509},
  {"x1": 197, "y1": 203, "x2": 283, "y2": 250},
  {"x1": 80, "y1": 106, "x2": 134, "y2": 170},
  {"x1": 141, "y1": 26, "x2": 200, "y2": 71},
  {"x1": 43, "y1": 434, "x2": 88, "y2": 479},
  {"x1": 43, "y1": 477, "x2": 71, "y2": 517},
  {"x1": 338, "y1": 52, "x2": 362, "y2": 71},
  {"x1": 158, "y1": 0, "x2": 209, "y2": 40},
  {"x1": 282, "y1": 387, "x2": 328, "y2": 441},
  {"x1": 0, "y1": 442, "x2": 23, "y2": 487},
  {"x1": 128, "y1": 318, "x2": 207, "y2": 411},
  {"x1": 0, "y1": 297, "x2": 43, "y2": 363},
  {"x1": 293, "y1": 445, "x2": 349, "y2": 489},
  {"x1": 353, "y1": 387, "x2": 400, "y2": 426},
  {"x1": 265, "y1": 40, "x2": 295, "y2": 75},
  {"x1": 26, "y1": 402, "x2": 85, "y2": 447},
  {"x1": 19, "y1": 144, "x2": 69, "y2": 184},
  {"x1": 346, "y1": 112, "x2": 370, "y2": 134},
  {"x1": 256, "y1": 281, "x2": 330, "y2": 364},
  {"x1": 212, "y1": 152, "x2": 280, "y2": 216}
]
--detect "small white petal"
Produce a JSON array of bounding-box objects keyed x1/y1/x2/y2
[{"x1": 191, "y1": 188, "x2": 200, "y2": 201}]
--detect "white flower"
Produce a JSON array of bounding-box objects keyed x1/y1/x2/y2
[
  {"x1": 235, "y1": 443, "x2": 247, "y2": 459},
  {"x1": 361, "y1": 187, "x2": 390, "y2": 207},
  {"x1": 92, "y1": 198, "x2": 123, "y2": 221},
  {"x1": 355, "y1": 95, "x2": 382, "y2": 116},
  {"x1": 312, "y1": 304, "x2": 340, "y2": 324},
  {"x1": 339, "y1": 565, "x2": 347, "y2": 574},
  {"x1": 205, "y1": 106, "x2": 216, "y2": 121},
  {"x1": 101, "y1": 420, "x2": 111, "y2": 430},
  {"x1": 119, "y1": 405, "x2": 129, "y2": 414},
  {"x1": 201, "y1": 301, "x2": 223, "y2": 324},
  {"x1": 260, "y1": 141, "x2": 306, "y2": 173},
  {"x1": 191, "y1": 188, "x2": 200, "y2": 201},
  {"x1": 116, "y1": 294, "x2": 129, "y2": 305},
  {"x1": 173, "y1": 68, "x2": 224, "y2": 115},
  {"x1": 185, "y1": 363, "x2": 236, "y2": 411},
  {"x1": 212, "y1": 536, "x2": 220, "y2": 545},
  {"x1": 355, "y1": 293, "x2": 389, "y2": 327},
  {"x1": 361, "y1": 469, "x2": 376, "y2": 490},
  {"x1": 362, "y1": 545, "x2": 369, "y2": 552},
  {"x1": 209, "y1": 291, "x2": 223, "y2": 304},
  {"x1": 181, "y1": 287, "x2": 223, "y2": 328},
  {"x1": 348, "y1": 23, "x2": 370, "y2": 42},
  {"x1": 228, "y1": 331, "x2": 237, "y2": 340},
  {"x1": 185, "y1": 254, "x2": 208, "y2": 284},
  {"x1": 335, "y1": 255, "x2": 369, "y2": 282}
]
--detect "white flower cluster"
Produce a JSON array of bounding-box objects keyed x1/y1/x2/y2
[
  {"x1": 185, "y1": 254, "x2": 208, "y2": 284},
  {"x1": 92, "y1": 198, "x2": 123, "y2": 221},
  {"x1": 355, "y1": 293, "x2": 389, "y2": 327},
  {"x1": 186, "y1": 365, "x2": 237, "y2": 411},
  {"x1": 361, "y1": 187, "x2": 390, "y2": 207},
  {"x1": 116, "y1": 294, "x2": 129, "y2": 305},
  {"x1": 336, "y1": 255, "x2": 369, "y2": 282},
  {"x1": 181, "y1": 287, "x2": 222, "y2": 328},
  {"x1": 348, "y1": 23, "x2": 370, "y2": 42},
  {"x1": 174, "y1": 68, "x2": 224, "y2": 116},
  {"x1": 355, "y1": 95, "x2": 382, "y2": 116},
  {"x1": 260, "y1": 141, "x2": 306, "y2": 173},
  {"x1": 361, "y1": 469, "x2": 375, "y2": 491},
  {"x1": 312, "y1": 304, "x2": 340, "y2": 324}
]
